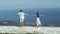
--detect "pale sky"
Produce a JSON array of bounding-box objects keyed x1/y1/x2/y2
[{"x1": 0, "y1": 0, "x2": 60, "y2": 9}]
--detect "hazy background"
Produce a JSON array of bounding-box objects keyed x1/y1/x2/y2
[
  {"x1": 0, "y1": 0, "x2": 60, "y2": 26},
  {"x1": 0, "y1": 0, "x2": 60, "y2": 9}
]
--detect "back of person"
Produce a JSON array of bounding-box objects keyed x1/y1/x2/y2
[
  {"x1": 17, "y1": 12, "x2": 25, "y2": 19},
  {"x1": 17, "y1": 10, "x2": 26, "y2": 26}
]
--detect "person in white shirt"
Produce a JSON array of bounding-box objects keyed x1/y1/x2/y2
[{"x1": 17, "y1": 10, "x2": 26, "y2": 26}]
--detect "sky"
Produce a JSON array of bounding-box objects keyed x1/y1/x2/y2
[{"x1": 0, "y1": 0, "x2": 60, "y2": 9}]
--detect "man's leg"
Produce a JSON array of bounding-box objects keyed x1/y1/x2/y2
[{"x1": 20, "y1": 18, "x2": 24, "y2": 27}]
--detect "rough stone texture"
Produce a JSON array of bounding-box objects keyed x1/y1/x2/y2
[{"x1": 0, "y1": 26, "x2": 60, "y2": 34}]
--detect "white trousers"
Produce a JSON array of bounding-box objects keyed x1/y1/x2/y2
[
  {"x1": 20, "y1": 17, "x2": 24, "y2": 23},
  {"x1": 36, "y1": 17, "x2": 41, "y2": 26}
]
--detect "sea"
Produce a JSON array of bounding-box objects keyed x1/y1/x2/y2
[{"x1": 0, "y1": 8, "x2": 60, "y2": 26}]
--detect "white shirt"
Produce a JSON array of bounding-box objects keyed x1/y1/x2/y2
[{"x1": 17, "y1": 12, "x2": 25, "y2": 19}]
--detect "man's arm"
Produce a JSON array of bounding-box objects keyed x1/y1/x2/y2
[
  {"x1": 16, "y1": 13, "x2": 20, "y2": 16},
  {"x1": 24, "y1": 13, "x2": 29, "y2": 16}
]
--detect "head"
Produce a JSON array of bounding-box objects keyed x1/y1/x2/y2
[
  {"x1": 20, "y1": 10, "x2": 22, "y2": 12},
  {"x1": 36, "y1": 12, "x2": 39, "y2": 17},
  {"x1": 37, "y1": 12, "x2": 38, "y2": 14},
  {"x1": 36, "y1": 12, "x2": 39, "y2": 15}
]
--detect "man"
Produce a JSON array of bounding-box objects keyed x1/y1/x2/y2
[{"x1": 17, "y1": 10, "x2": 26, "y2": 27}]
